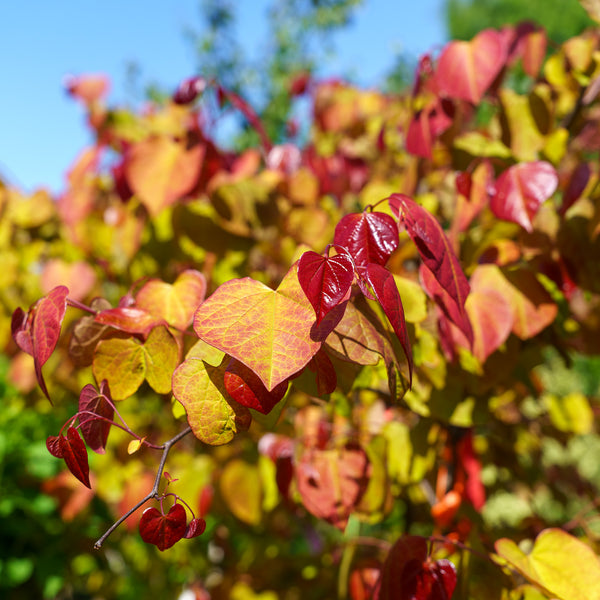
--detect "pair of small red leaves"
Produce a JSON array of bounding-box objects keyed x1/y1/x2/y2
[
  {"x1": 298, "y1": 211, "x2": 414, "y2": 384},
  {"x1": 139, "y1": 503, "x2": 206, "y2": 551},
  {"x1": 11, "y1": 285, "x2": 69, "y2": 401},
  {"x1": 374, "y1": 536, "x2": 457, "y2": 600}
]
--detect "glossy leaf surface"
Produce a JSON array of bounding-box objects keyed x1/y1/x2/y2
[
  {"x1": 78, "y1": 380, "x2": 114, "y2": 454},
  {"x1": 297, "y1": 249, "x2": 354, "y2": 324},
  {"x1": 333, "y1": 211, "x2": 398, "y2": 271}
]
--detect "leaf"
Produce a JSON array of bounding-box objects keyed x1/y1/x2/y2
[
  {"x1": 436, "y1": 29, "x2": 506, "y2": 103},
  {"x1": 224, "y1": 358, "x2": 289, "y2": 415},
  {"x1": 78, "y1": 380, "x2": 114, "y2": 454},
  {"x1": 308, "y1": 348, "x2": 337, "y2": 395},
  {"x1": 46, "y1": 435, "x2": 64, "y2": 458},
  {"x1": 127, "y1": 438, "x2": 145, "y2": 454},
  {"x1": 193, "y1": 265, "x2": 322, "y2": 391},
  {"x1": 93, "y1": 326, "x2": 179, "y2": 399},
  {"x1": 333, "y1": 211, "x2": 398, "y2": 272},
  {"x1": 172, "y1": 357, "x2": 252, "y2": 445},
  {"x1": 580, "y1": 0, "x2": 600, "y2": 24},
  {"x1": 490, "y1": 161, "x2": 558, "y2": 232},
  {"x1": 364, "y1": 263, "x2": 413, "y2": 385},
  {"x1": 11, "y1": 286, "x2": 69, "y2": 401},
  {"x1": 125, "y1": 136, "x2": 204, "y2": 216},
  {"x1": 495, "y1": 528, "x2": 600, "y2": 600},
  {"x1": 389, "y1": 194, "x2": 470, "y2": 324},
  {"x1": 139, "y1": 503, "x2": 187, "y2": 551},
  {"x1": 406, "y1": 99, "x2": 454, "y2": 159},
  {"x1": 220, "y1": 459, "x2": 263, "y2": 525},
  {"x1": 60, "y1": 427, "x2": 91, "y2": 489},
  {"x1": 376, "y1": 536, "x2": 457, "y2": 600},
  {"x1": 184, "y1": 518, "x2": 206, "y2": 539},
  {"x1": 69, "y1": 298, "x2": 112, "y2": 367},
  {"x1": 136, "y1": 270, "x2": 207, "y2": 330},
  {"x1": 295, "y1": 442, "x2": 371, "y2": 530},
  {"x1": 94, "y1": 307, "x2": 166, "y2": 336},
  {"x1": 297, "y1": 249, "x2": 354, "y2": 324}
]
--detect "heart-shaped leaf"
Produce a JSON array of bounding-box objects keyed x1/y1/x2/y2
[
  {"x1": 46, "y1": 435, "x2": 64, "y2": 458},
  {"x1": 93, "y1": 326, "x2": 179, "y2": 400},
  {"x1": 60, "y1": 427, "x2": 91, "y2": 489},
  {"x1": 94, "y1": 307, "x2": 166, "y2": 336},
  {"x1": 136, "y1": 270, "x2": 207, "y2": 330},
  {"x1": 333, "y1": 211, "x2": 398, "y2": 272},
  {"x1": 490, "y1": 161, "x2": 558, "y2": 232},
  {"x1": 172, "y1": 356, "x2": 252, "y2": 445},
  {"x1": 436, "y1": 29, "x2": 507, "y2": 104},
  {"x1": 224, "y1": 358, "x2": 289, "y2": 414},
  {"x1": 139, "y1": 503, "x2": 187, "y2": 551},
  {"x1": 193, "y1": 265, "x2": 322, "y2": 391},
  {"x1": 78, "y1": 380, "x2": 114, "y2": 454},
  {"x1": 298, "y1": 248, "x2": 354, "y2": 324},
  {"x1": 364, "y1": 264, "x2": 413, "y2": 385}
]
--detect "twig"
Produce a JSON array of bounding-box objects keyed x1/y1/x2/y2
[{"x1": 93, "y1": 426, "x2": 192, "y2": 549}]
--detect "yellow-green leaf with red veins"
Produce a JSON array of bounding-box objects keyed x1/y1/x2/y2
[
  {"x1": 193, "y1": 265, "x2": 322, "y2": 391},
  {"x1": 125, "y1": 136, "x2": 204, "y2": 216},
  {"x1": 325, "y1": 302, "x2": 385, "y2": 365},
  {"x1": 136, "y1": 270, "x2": 207, "y2": 330},
  {"x1": 171, "y1": 356, "x2": 251, "y2": 445},
  {"x1": 93, "y1": 326, "x2": 179, "y2": 399},
  {"x1": 495, "y1": 528, "x2": 600, "y2": 600}
]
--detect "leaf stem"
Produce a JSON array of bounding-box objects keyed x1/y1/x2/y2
[{"x1": 93, "y1": 425, "x2": 192, "y2": 549}]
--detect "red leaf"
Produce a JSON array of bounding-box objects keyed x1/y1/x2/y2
[
  {"x1": 561, "y1": 162, "x2": 590, "y2": 216},
  {"x1": 60, "y1": 427, "x2": 91, "y2": 489},
  {"x1": 389, "y1": 194, "x2": 471, "y2": 331},
  {"x1": 457, "y1": 431, "x2": 485, "y2": 511},
  {"x1": 490, "y1": 161, "x2": 558, "y2": 232},
  {"x1": 375, "y1": 536, "x2": 457, "y2": 600},
  {"x1": 406, "y1": 99, "x2": 454, "y2": 159},
  {"x1": 364, "y1": 264, "x2": 413, "y2": 386},
  {"x1": 172, "y1": 76, "x2": 207, "y2": 105},
  {"x1": 12, "y1": 286, "x2": 69, "y2": 401},
  {"x1": 184, "y1": 517, "x2": 206, "y2": 539},
  {"x1": 308, "y1": 348, "x2": 338, "y2": 395},
  {"x1": 46, "y1": 435, "x2": 64, "y2": 458},
  {"x1": 333, "y1": 211, "x2": 398, "y2": 272},
  {"x1": 436, "y1": 29, "x2": 507, "y2": 103},
  {"x1": 94, "y1": 307, "x2": 166, "y2": 336},
  {"x1": 400, "y1": 558, "x2": 457, "y2": 600},
  {"x1": 78, "y1": 381, "x2": 114, "y2": 454},
  {"x1": 298, "y1": 248, "x2": 354, "y2": 324},
  {"x1": 139, "y1": 503, "x2": 187, "y2": 551},
  {"x1": 420, "y1": 265, "x2": 474, "y2": 348},
  {"x1": 224, "y1": 358, "x2": 289, "y2": 414}
]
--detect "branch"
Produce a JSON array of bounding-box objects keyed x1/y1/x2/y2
[{"x1": 93, "y1": 425, "x2": 192, "y2": 549}]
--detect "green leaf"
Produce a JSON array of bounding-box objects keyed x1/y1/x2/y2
[
  {"x1": 143, "y1": 326, "x2": 179, "y2": 394},
  {"x1": 172, "y1": 356, "x2": 251, "y2": 445}
]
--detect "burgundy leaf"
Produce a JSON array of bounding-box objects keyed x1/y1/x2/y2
[
  {"x1": 184, "y1": 517, "x2": 207, "y2": 539},
  {"x1": 298, "y1": 249, "x2": 354, "y2": 324},
  {"x1": 364, "y1": 264, "x2": 413, "y2": 386},
  {"x1": 139, "y1": 503, "x2": 187, "y2": 551},
  {"x1": 46, "y1": 435, "x2": 64, "y2": 458},
  {"x1": 308, "y1": 348, "x2": 338, "y2": 395},
  {"x1": 94, "y1": 307, "x2": 166, "y2": 336},
  {"x1": 561, "y1": 162, "x2": 590, "y2": 216},
  {"x1": 333, "y1": 211, "x2": 398, "y2": 272},
  {"x1": 78, "y1": 381, "x2": 115, "y2": 454},
  {"x1": 60, "y1": 427, "x2": 91, "y2": 488},
  {"x1": 173, "y1": 76, "x2": 207, "y2": 105},
  {"x1": 389, "y1": 193, "x2": 470, "y2": 318},
  {"x1": 490, "y1": 161, "x2": 558, "y2": 232},
  {"x1": 224, "y1": 358, "x2": 289, "y2": 415},
  {"x1": 400, "y1": 558, "x2": 457, "y2": 600}
]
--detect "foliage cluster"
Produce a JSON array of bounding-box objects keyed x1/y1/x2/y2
[{"x1": 3, "y1": 10, "x2": 600, "y2": 599}]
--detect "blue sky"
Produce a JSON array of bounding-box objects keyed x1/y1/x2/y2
[{"x1": 0, "y1": 1, "x2": 446, "y2": 195}]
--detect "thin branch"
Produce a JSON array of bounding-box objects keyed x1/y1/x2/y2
[{"x1": 93, "y1": 426, "x2": 192, "y2": 549}]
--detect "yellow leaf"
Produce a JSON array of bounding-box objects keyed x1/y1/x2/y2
[{"x1": 127, "y1": 437, "x2": 145, "y2": 454}]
